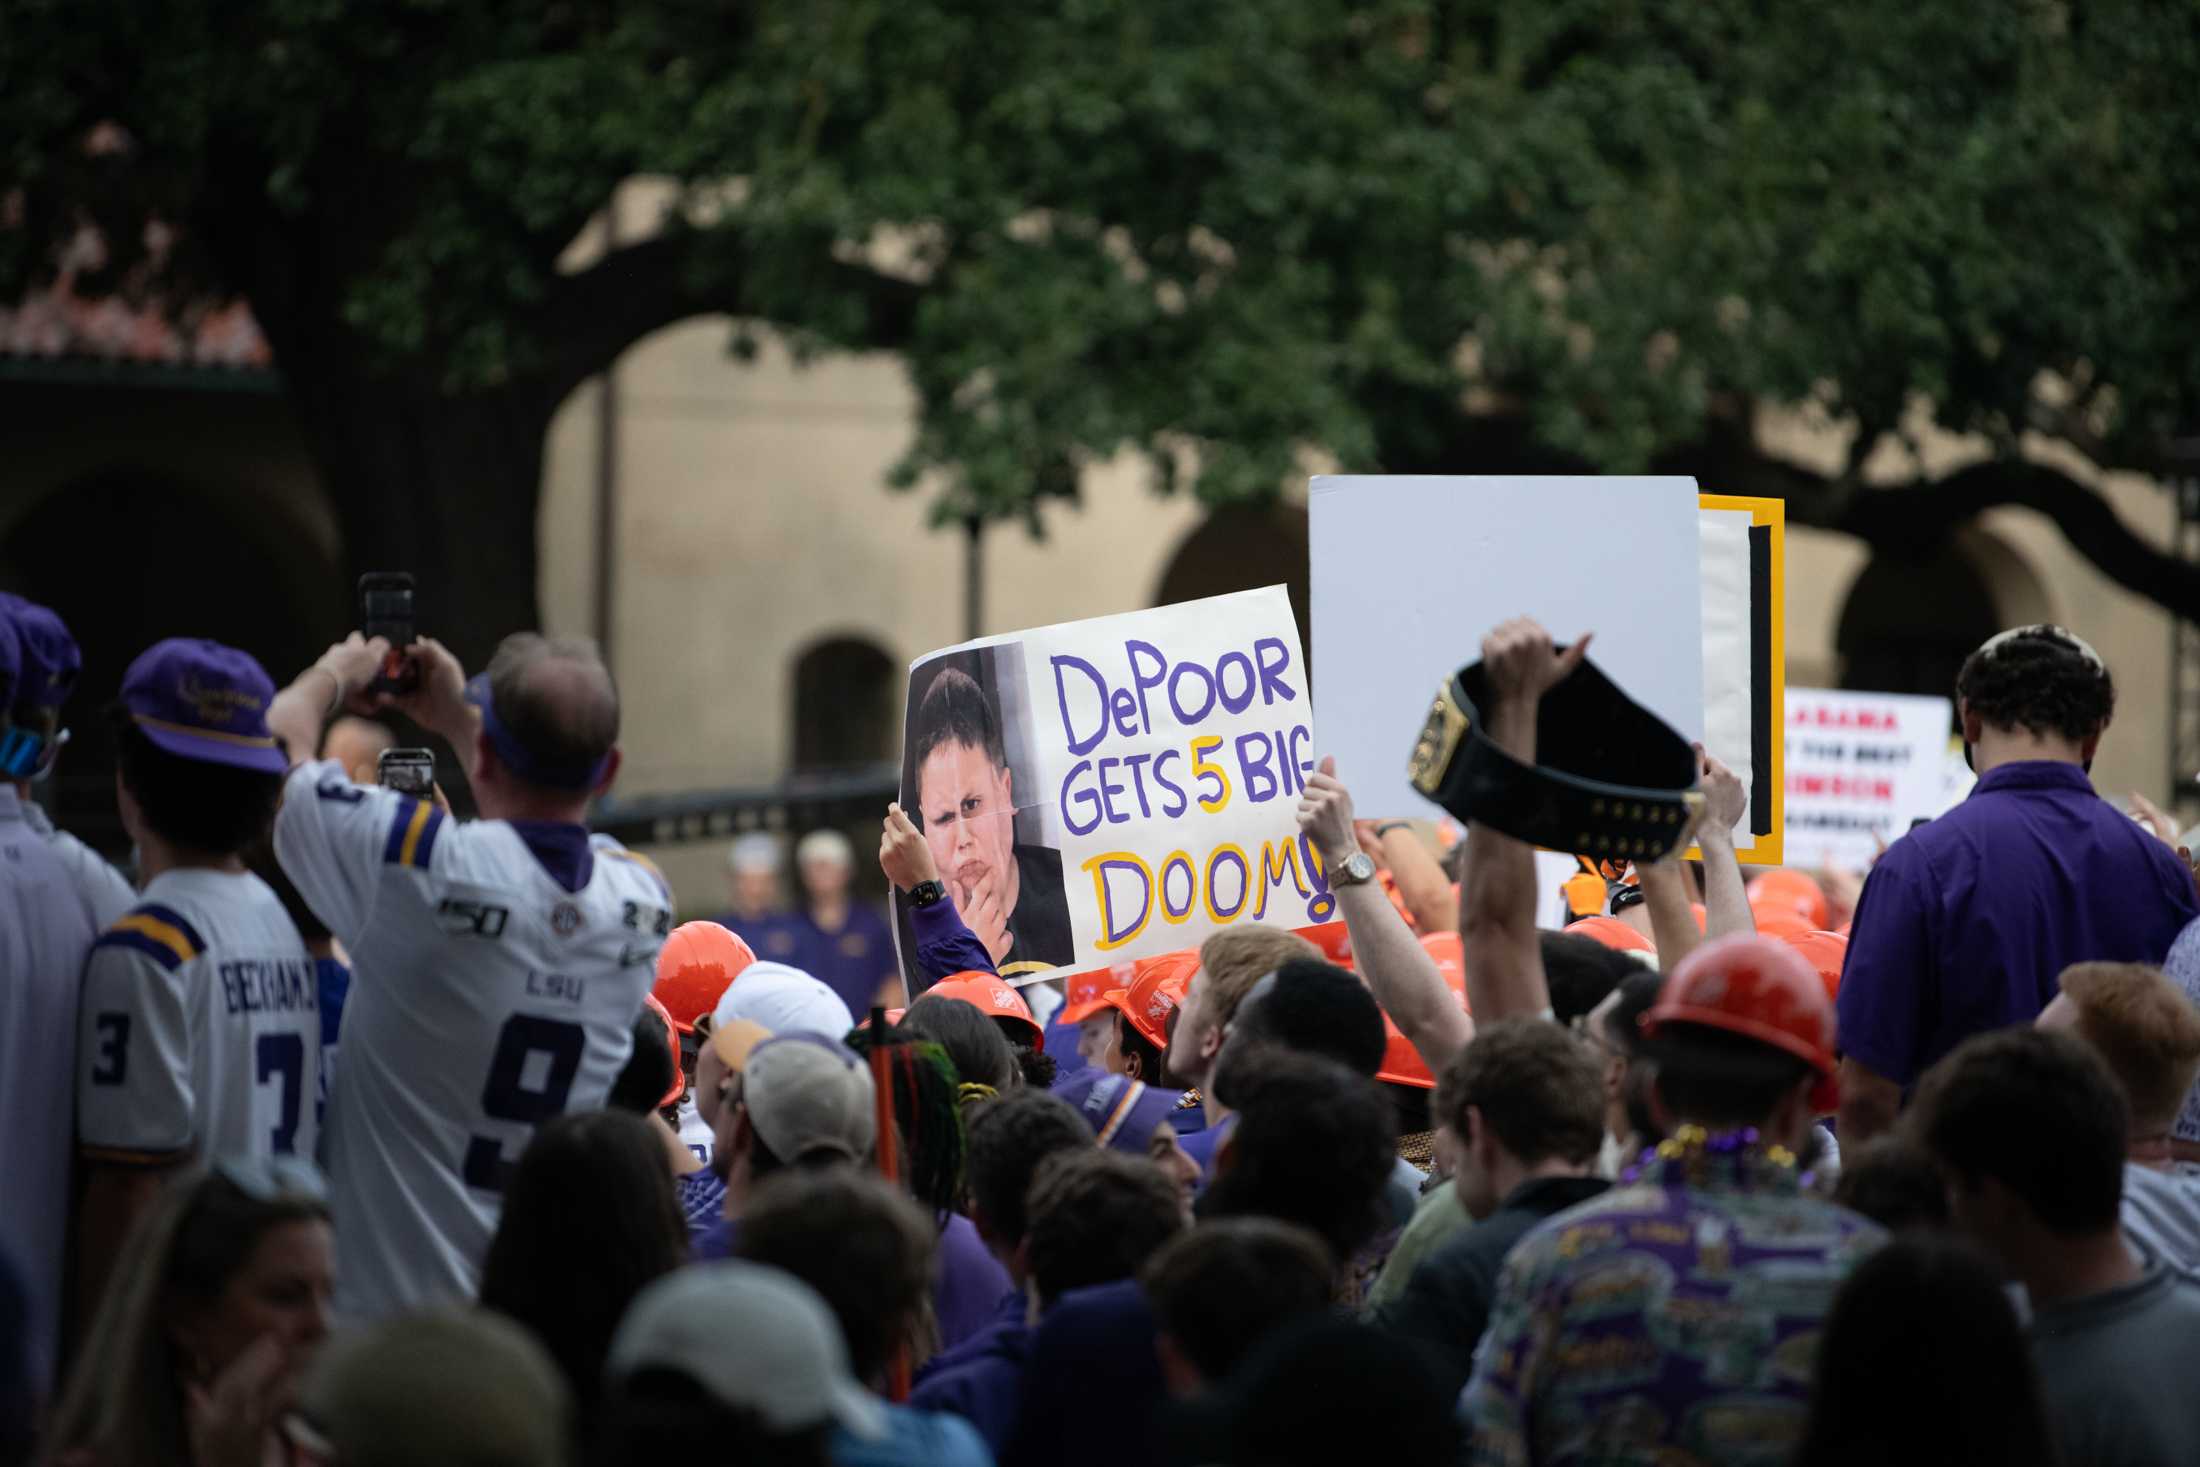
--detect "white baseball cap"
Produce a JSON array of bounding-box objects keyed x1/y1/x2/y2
[
  {"x1": 796, "y1": 829, "x2": 855, "y2": 869},
  {"x1": 607, "y1": 1261, "x2": 887, "y2": 1441},
  {"x1": 709, "y1": 961, "x2": 855, "y2": 1040},
  {"x1": 727, "y1": 833, "x2": 782, "y2": 875}
]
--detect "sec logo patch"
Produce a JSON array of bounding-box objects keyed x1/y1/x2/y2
[{"x1": 551, "y1": 902, "x2": 583, "y2": 937}]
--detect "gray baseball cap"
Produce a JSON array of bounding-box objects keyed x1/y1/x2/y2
[
  {"x1": 743, "y1": 1032, "x2": 878, "y2": 1165},
  {"x1": 607, "y1": 1261, "x2": 887, "y2": 1440}
]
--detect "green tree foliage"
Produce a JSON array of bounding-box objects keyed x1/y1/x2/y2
[{"x1": 5, "y1": 0, "x2": 2197, "y2": 625}]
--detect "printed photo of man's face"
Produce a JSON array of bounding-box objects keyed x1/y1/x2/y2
[{"x1": 917, "y1": 738, "x2": 1016, "y2": 909}]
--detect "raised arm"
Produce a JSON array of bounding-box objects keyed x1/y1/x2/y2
[
  {"x1": 1638, "y1": 858, "x2": 1702, "y2": 971},
  {"x1": 266, "y1": 634, "x2": 389, "y2": 771},
  {"x1": 1300, "y1": 758, "x2": 1472, "y2": 1069},
  {"x1": 1460, "y1": 619, "x2": 1591, "y2": 1023},
  {"x1": 1693, "y1": 747, "x2": 1756, "y2": 940},
  {"x1": 1373, "y1": 821, "x2": 1459, "y2": 935},
  {"x1": 882, "y1": 804, "x2": 995, "y2": 984}
]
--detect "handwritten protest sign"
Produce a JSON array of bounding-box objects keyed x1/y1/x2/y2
[
  {"x1": 1782, "y1": 687, "x2": 1954, "y2": 868},
  {"x1": 894, "y1": 587, "x2": 1320, "y2": 990}
]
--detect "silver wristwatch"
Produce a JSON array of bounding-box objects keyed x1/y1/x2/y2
[{"x1": 1330, "y1": 850, "x2": 1378, "y2": 888}]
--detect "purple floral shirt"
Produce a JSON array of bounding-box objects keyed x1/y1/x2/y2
[{"x1": 1461, "y1": 1145, "x2": 1882, "y2": 1466}]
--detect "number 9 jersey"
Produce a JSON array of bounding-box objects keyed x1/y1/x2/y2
[
  {"x1": 274, "y1": 761, "x2": 670, "y2": 1322},
  {"x1": 77, "y1": 871, "x2": 320, "y2": 1167}
]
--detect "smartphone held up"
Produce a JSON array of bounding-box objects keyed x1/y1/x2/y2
[
  {"x1": 359, "y1": 572, "x2": 420, "y2": 696},
  {"x1": 376, "y1": 747, "x2": 437, "y2": 797}
]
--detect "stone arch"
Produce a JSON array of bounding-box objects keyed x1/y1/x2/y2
[
  {"x1": 1833, "y1": 528, "x2": 2053, "y2": 708},
  {"x1": 1153, "y1": 502, "x2": 1312, "y2": 664},
  {"x1": 788, "y1": 633, "x2": 900, "y2": 773}
]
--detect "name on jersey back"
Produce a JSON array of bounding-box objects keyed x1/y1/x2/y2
[{"x1": 219, "y1": 958, "x2": 318, "y2": 1017}]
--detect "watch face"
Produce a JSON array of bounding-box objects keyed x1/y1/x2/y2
[{"x1": 1407, "y1": 683, "x2": 1470, "y2": 796}]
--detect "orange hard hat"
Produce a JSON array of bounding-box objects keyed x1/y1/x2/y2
[
  {"x1": 1748, "y1": 903, "x2": 1817, "y2": 944},
  {"x1": 1748, "y1": 869, "x2": 1832, "y2": 930},
  {"x1": 653, "y1": 922, "x2": 757, "y2": 1032},
  {"x1": 641, "y1": 994, "x2": 685, "y2": 1111},
  {"x1": 1567, "y1": 916, "x2": 1656, "y2": 955},
  {"x1": 1103, "y1": 949, "x2": 1200, "y2": 1050},
  {"x1": 1295, "y1": 921, "x2": 1355, "y2": 968},
  {"x1": 1059, "y1": 960, "x2": 1136, "y2": 1027},
  {"x1": 1642, "y1": 934, "x2": 1839, "y2": 1113},
  {"x1": 1380, "y1": 937, "x2": 1470, "y2": 1086},
  {"x1": 1785, "y1": 930, "x2": 1849, "y2": 1005},
  {"x1": 924, "y1": 971, "x2": 1045, "y2": 1050},
  {"x1": 1376, "y1": 1012, "x2": 1434, "y2": 1089}
]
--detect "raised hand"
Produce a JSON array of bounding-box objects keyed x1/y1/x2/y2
[
  {"x1": 879, "y1": 803, "x2": 941, "y2": 892},
  {"x1": 185, "y1": 1335, "x2": 290, "y2": 1467},
  {"x1": 383, "y1": 635, "x2": 471, "y2": 742},
  {"x1": 313, "y1": 633, "x2": 392, "y2": 715},
  {"x1": 1481, "y1": 618, "x2": 1593, "y2": 708},
  {"x1": 1297, "y1": 755, "x2": 1359, "y2": 863},
  {"x1": 1695, "y1": 744, "x2": 1747, "y2": 842},
  {"x1": 965, "y1": 872, "x2": 1011, "y2": 963}
]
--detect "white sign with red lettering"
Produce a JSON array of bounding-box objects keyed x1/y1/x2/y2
[{"x1": 1783, "y1": 687, "x2": 1954, "y2": 869}]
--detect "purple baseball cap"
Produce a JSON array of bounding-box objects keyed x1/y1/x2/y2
[
  {"x1": 1055, "y1": 1070, "x2": 1187, "y2": 1154},
  {"x1": 120, "y1": 638, "x2": 289, "y2": 774},
  {"x1": 0, "y1": 594, "x2": 81, "y2": 710}
]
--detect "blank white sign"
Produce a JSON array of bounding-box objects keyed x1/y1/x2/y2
[{"x1": 1309, "y1": 475, "x2": 1706, "y2": 819}]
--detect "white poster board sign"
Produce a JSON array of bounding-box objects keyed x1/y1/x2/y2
[
  {"x1": 893, "y1": 587, "x2": 1321, "y2": 987},
  {"x1": 1309, "y1": 475, "x2": 1707, "y2": 819},
  {"x1": 1782, "y1": 687, "x2": 1954, "y2": 868}
]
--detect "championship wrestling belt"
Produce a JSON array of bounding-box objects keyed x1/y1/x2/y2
[{"x1": 1406, "y1": 651, "x2": 1703, "y2": 863}]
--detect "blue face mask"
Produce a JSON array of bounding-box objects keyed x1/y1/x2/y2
[{"x1": 0, "y1": 724, "x2": 51, "y2": 779}]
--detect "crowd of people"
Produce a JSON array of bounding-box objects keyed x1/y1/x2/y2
[{"x1": 5, "y1": 592, "x2": 2200, "y2": 1466}]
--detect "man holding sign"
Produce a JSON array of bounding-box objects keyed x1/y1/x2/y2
[{"x1": 910, "y1": 664, "x2": 1074, "y2": 978}]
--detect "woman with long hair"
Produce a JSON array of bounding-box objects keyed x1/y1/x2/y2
[
  {"x1": 476, "y1": 1109, "x2": 688, "y2": 1441},
  {"x1": 42, "y1": 1160, "x2": 333, "y2": 1467},
  {"x1": 841, "y1": 1026, "x2": 1013, "y2": 1354},
  {"x1": 900, "y1": 996, "x2": 1018, "y2": 1099}
]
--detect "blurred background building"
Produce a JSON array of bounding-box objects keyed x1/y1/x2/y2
[{"x1": 0, "y1": 193, "x2": 2181, "y2": 916}]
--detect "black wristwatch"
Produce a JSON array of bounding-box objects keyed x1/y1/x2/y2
[{"x1": 909, "y1": 879, "x2": 948, "y2": 909}]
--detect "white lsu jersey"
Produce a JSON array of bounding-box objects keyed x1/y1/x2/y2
[
  {"x1": 76, "y1": 868, "x2": 321, "y2": 1168},
  {"x1": 274, "y1": 762, "x2": 669, "y2": 1321}
]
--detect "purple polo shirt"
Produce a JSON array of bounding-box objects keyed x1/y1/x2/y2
[{"x1": 1837, "y1": 760, "x2": 2199, "y2": 1086}]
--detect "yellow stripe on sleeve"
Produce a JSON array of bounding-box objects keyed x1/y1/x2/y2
[
  {"x1": 397, "y1": 799, "x2": 434, "y2": 867},
  {"x1": 113, "y1": 913, "x2": 200, "y2": 964}
]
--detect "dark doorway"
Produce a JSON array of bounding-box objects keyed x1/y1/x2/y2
[
  {"x1": 0, "y1": 473, "x2": 333, "y2": 851},
  {"x1": 1154, "y1": 503, "x2": 1313, "y2": 666},
  {"x1": 1835, "y1": 539, "x2": 2000, "y2": 715},
  {"x1": 790, "y1": 636, "x2": 898, "y2": 774}
]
